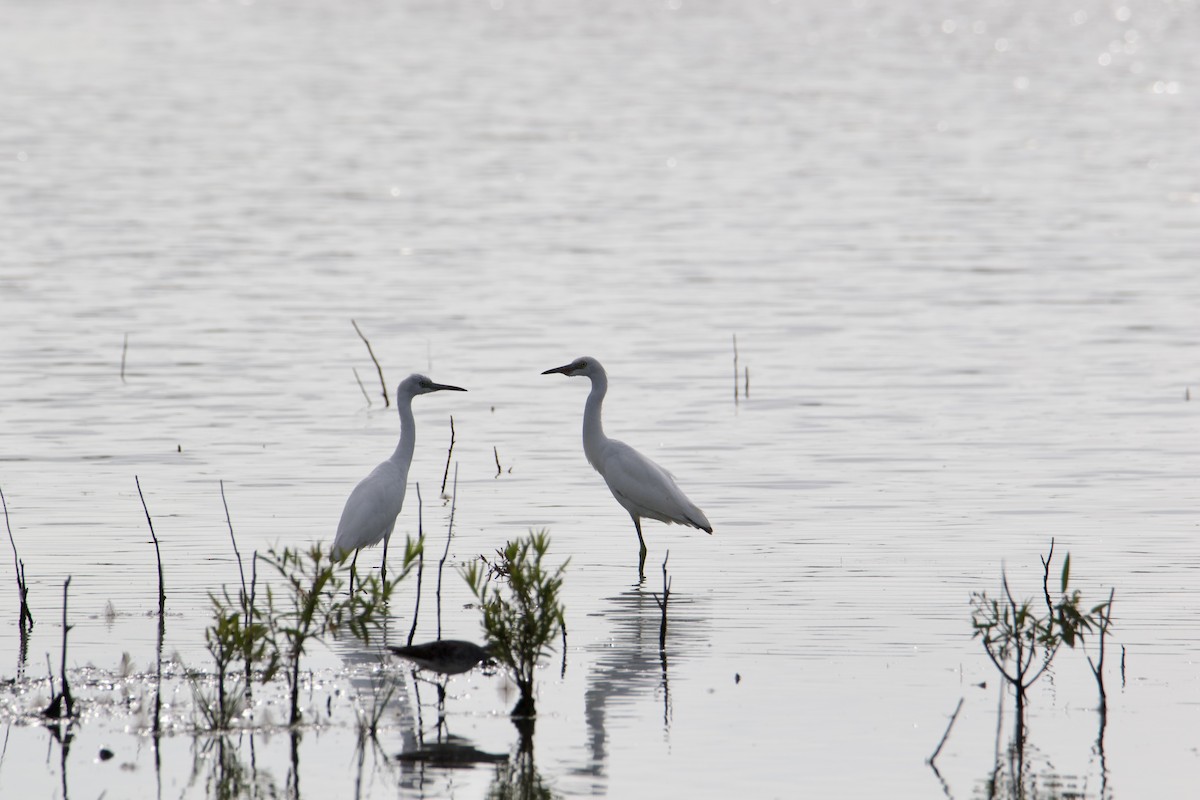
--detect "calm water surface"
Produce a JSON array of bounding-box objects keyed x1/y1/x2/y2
[{"x1": 2, "y1": 0, "x2": 1199, "y2": 797}]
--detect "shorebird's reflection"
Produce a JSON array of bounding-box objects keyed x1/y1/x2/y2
[{"x1": 329, "y1": 618, "x2": 511, "y2": 795}]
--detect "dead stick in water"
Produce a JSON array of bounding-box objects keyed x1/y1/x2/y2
[
  {"x1": 121, "y1": 333, "x2": 128, "y2": 383},
  {"x1": 221, "y1": 480, "x2": 257, "y2": 688},
  {"x1": 493, "y1": 446, "x2": 502, "y2": 478},
  {"x1": 1, "y1": 486, "x2": 34, "y2": 630},
  {"x1": 136, "y1": 476, "x2": 166, "y2": 739},
  {"x1": 45, "y1": 577, "x2": 75, "y2": 718},
  {"x1": 60, "y1": 577, "x2": 75, "y2": 716},
  {"x1": 135, "y1": 476, "x2": 166, "y2": 611},
  {"x1": 652, "y1": 551, "x2": 671, "y2": 653},
  {"x1": 928, "y1": 697, "x2": 964, "y2": 766},
  {"x1": 352, "y1": 367, "x2": 373, "y2": 407},
  {"x1": 436, "y1": 465, "x2": 458, "y2": 640},
  {"x1": 351, "y1": 319, "x2": 389, "y2": 408},
  {"x1": 220, "y1": 480, "x2": 247, "y2": 601},
  {"x1": 560, "y1": 612, "x2": 569, "y2": 678},
  {"x1": 407, "y1": 484, "x2": 425, "y2": 647},
  {"x1": 440, "y1": 416, "x2": 455, "y2": 495},
  {"x1": 732, "y1": 334, "x2": 739, "y2": 403}
]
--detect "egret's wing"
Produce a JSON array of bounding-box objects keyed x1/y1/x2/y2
[
  {"x1": 332, "y1": 463, "x2": 406, "y2": 557},
  {"x1": 598, "y1": 440, "x2": 711, "y2": 531}
]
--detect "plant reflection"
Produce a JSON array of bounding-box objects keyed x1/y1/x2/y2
[
  {"x1": 484, "y1": 719, "x2": 560, "y2": 800},
  {"x1": 44, "y1": 720, "x2": 74, "y2": 800},
  {"x1": 945, "y1": 685, "x2": 1113, "y2": 800},
  {"x1": 580, "y1": 588, "x2": 709, "y2": 786},
  {"x1": 187, "y1": 733, "x2": 279, "y2": 800}
]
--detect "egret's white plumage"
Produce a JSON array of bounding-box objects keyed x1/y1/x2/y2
[
  {"x1": 332, "y1": 374, "x2": 466, "y2": 582},
  {"x1": 542, "y1": 357, "x2": 711, "y2": 569}
]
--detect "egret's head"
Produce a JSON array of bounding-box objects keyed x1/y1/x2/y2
[
  {"x1": 541, "y1": 356, "x2": 602, "y2": 378},
  {"x1": 399, "y1": 373, "x2": 468, "y2": 396}
]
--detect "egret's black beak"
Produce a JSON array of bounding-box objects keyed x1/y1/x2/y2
[
  {"x1": 542, "y1": 364, "x2": 574, "y2": 376},
  {"x1": 431, "y1": 382, "x2": 467, "y2": 392}
]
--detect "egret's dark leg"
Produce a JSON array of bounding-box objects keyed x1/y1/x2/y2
[
  {"x1": 632, "y1": 516, "x2": 648, "y2": 581},
  {"x1": 349, "y1": 550, "x2": 359, "y2": 595}
]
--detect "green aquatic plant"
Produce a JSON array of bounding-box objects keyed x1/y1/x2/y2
[
  {"x1": 192, "y1": 587, "x2": 276, "y2": 732},
  {"x1": 463, "y1": 531, "x2": 567, "y2": 718},
  {"x1": 970, "y1": 540, "x2": 1113, "y2": 725},
  {"x1": 256, "y1": 539, "x2": 419, "y2": 726}
]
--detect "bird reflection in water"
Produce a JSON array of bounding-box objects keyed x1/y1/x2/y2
[{"x1": 577, "y1": 585, "x2": 711, "y2": 789}]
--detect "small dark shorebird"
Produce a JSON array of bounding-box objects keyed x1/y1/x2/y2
[{"x1": 387, "y1": 640, "x2": 493, "y2": 675}]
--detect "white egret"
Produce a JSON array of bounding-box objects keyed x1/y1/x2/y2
[
  {"x1": 542, "y1": 357, "x2": 712, "y2": 574},
  {"x1": 388, "y1": 639, "x2": 493, "y2": 675},
  {"x1": 332, "y1": 373, "x2": 466, "y2": 591}
]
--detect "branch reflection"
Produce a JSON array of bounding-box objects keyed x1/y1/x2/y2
[{"x1": 578, "y1": 587, "x2": 710, "y2": 787}]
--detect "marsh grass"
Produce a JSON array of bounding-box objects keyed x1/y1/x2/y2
[
  {"x1": 197, "y1": 538, "x2": 420, "y2": 730},
  {"x1": 352, "y1": 662, "x2": 399, "y2": 741},
  {"x1": 968, "y1": 539, "x2": 1115, "y2": 791},
  {"x1": 463, "y1": 531, "x2": 567, "y2": 718},
  {"x1": 970, "y1": 541, "x2": 1113, "y2": 713},
  {"x1": 1, "y1": 486, "x2": 34, "y2": 669},
  {"x1": 259, "y1": 542, "x2": 415, "y2": 725},
  {"x1": 190, "y1": 587, "x2": 275, "y2": 732}
]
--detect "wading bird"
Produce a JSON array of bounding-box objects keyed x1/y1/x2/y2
[
  {"x1": 542, "y1": 357, "x2": 712, "y2": 576},
  {"x1": 388, "y1": 639, "x2": 493, "y2": 675},
  {"x1": 332, "y1": 373, "x2": 466, "y2": 592}
]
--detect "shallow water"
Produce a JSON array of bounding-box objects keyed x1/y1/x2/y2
[{"x1": 2, "y1": 0, "x2": 1200, "y2": 797}]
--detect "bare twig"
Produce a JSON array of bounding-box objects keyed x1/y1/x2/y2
[
  {"x1": 352, "y1": 367, "x2": 373, "y2": 407},
  {"x1": 221, "y1": 480, "x2": 260, "y2": 689},
  {"x1": 493, "y1": 446, "x2": 502, "y2": 478},
  {"x1": 1087, "y1": 588, "x2": 1115, "y2": 712},
  {"x1": 59, "y1": 576, "x2": 74, "y2": 716},
  {"x1": 44, "y1": 577, "x2": 75, "y2": 719},
  {"x1": 1039, "y1": 537, "x2": 1056, "y2": 617},
  {"x1": 560, "y1": 612, "x2": 568, "y2": 678},
  {"x1": 928, "y1": 697, "x2": 964, "y2": 766},
  {"x1": 407, "y1": 484, "x2": 425, "y2": 647},
  {"x1": 436, "y1": 464, "x2": 458, "y2": 639},
  {"x1": 732, "y1": 334, "x2": 739, "y2": 403},
  {"x1": 651, "y1": 551, "x2": 671, "y2": 652},
  {"x1": 135, "y1": 476, "x2": 166, "y2": 739},
  {"x1": 247, "y1": 550, "x2": 259, "y2": 684},
  {"x1": 135, "y1": 477, "x2": 166, "y2": 611},
  {"x1": 2, "y1": 486, "x2": 34, "y2": 631},
  {"x1": 440, "y1": 416, "x2": 455, "y2": 495},
  {"x1": 351, "y1": 319, "x2": 389, "y2": 408},
  {"x1": 744, "y1": 366, "x2": 750, "y2": 398},
  {"x1": 220, "y1": 480, "x2": 247, "y2": 601},
  {"x1": 121, "y1": 333, "x2": 128, "y2": 383}
]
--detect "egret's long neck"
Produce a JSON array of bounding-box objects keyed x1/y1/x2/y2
[
  {"x1": 391, "y1": 394, "x2": 417, "y2": 469},
  {"x1": 582, "y1": 370, "x2": 608, "y2": 470}
]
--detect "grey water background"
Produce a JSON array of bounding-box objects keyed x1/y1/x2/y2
[{"x1": 2, "y1": 0, "x2": 1199, "y2": 796}]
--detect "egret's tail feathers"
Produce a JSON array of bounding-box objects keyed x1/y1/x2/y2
[{"x1": 682, "y1": 513, "x2": 713, "y2": 534}]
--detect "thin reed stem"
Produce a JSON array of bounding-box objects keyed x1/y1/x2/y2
[{"x1": 351, "y1": 319, "x2": 389, "y2": 407}]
